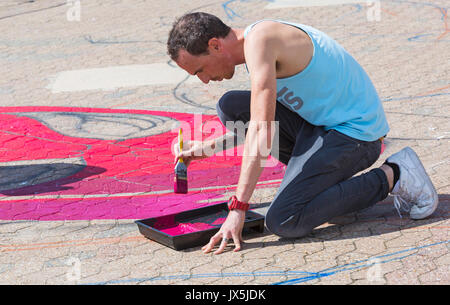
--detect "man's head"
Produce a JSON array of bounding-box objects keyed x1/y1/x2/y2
[{"x1": 167, "y1": 12, "x2": 236, "y2": 84}]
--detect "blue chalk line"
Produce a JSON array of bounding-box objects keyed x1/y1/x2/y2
[
  {"x1": 83, "y1": 239, "x2": 449, "y2": 285},
  {"x1": 273, "y1": 239, "x2": 450, "y2": 285}
]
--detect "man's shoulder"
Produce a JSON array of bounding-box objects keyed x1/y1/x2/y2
[
  {"x1": 244, "y1": 20, "x2": 283, "y2": 41},
  {"x1": 243, "y1": 20, "x2": 284, "y2": 55}
]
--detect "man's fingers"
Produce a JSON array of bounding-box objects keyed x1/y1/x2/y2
[
  {"x1": 214, "y1": 236, "x2": 230, "y2": 255},
  {"x1": 202, "y1": 233, "x2": 234, "y2": 255},
  {"x1": 202, "y1": 233, "x2": 221, "y2": 253},
  {"x1": 232, "y1": 232, "x2": 242, "y2": 252},
  {"x1": 174, "y1": 152, "x2": 190, "y2": 165}
]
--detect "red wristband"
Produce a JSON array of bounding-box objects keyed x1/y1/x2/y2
[{"x1": 227, "y1": 195, "x2": 249, "y2": 211}]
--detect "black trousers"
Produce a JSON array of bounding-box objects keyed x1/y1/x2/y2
[{"x1": 216, "y1": 90, "x2": 390, "y2": 238}]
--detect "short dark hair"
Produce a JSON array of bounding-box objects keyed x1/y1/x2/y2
[{"x1": 167, "y1": 12, "x2": 231, "y2": 60}]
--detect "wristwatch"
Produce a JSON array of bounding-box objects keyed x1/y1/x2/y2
[{"x1": 228, "y1": 195, "x2": 249, "y2": 211}]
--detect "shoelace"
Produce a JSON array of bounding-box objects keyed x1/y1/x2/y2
[{"x1": 393, "y1": 195, "x2": 413, "y2": 218}]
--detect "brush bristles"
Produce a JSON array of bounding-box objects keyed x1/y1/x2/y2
[
  {"x1": 174, "y1": 178, "x2": 188, "y2": 194},
  {"x1": 174, "y1": 160, "x2": 188, "y2": 193}
]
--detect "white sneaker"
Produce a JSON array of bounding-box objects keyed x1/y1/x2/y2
[{"x1": 386, "y1": 147, "x2": 438, "y2": 219}]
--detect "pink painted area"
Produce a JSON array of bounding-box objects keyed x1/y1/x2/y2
[
  {"x1": 211, "y1": 217, "x2": 227, "y2": 226},
  {"x1": 152, "y1": 209, "x2": 228, "y2": 236},
  {"x1": 159, "y1": 222, "x2": 216, "y2": 236},
  {"x1": 0, "y1": 106, "x2": 285, "y2": 221},
  {"x1": 0, "y1": 189, "x2": 229, "y2": 221}
]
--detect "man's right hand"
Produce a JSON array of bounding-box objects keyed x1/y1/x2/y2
[{"x1": 173, "y1": 140, "x2": 209, "y2": 167}]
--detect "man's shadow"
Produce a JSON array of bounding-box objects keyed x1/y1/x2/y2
[
  {"x1": 241, "y1": 194, "x2": 450, "y2": 248},
  {"x1": 0, "y1": 163, "x2": 106, "y2": 196}
]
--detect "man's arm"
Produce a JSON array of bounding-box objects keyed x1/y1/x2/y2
[
  {"x1": 202, "y1": 23, "x2": 279, "y2": 254},
  {"x1": 235, "y1": 24, "x2": 278, "y2": 203}
]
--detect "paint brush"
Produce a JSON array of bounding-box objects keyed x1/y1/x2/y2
[{"x1": 174, "y1": 128, "x2": 188, "y2": 194}]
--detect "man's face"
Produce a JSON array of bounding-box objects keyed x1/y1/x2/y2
[{"x1": 175, "y1": 46, "x2": 235, "y2": 84}]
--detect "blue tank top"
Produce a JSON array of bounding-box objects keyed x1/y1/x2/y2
[{"x1": 244, "y1": 20, "x2": 389, "y2": 141}]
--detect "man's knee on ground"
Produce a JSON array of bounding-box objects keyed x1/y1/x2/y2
[{"x1": 265, "y1": 207, "x2": 312, "y2": 239}]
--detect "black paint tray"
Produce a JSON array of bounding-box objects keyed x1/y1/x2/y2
[{"x1": 135, "y1": 202, "x2": 265, "y2": 251}]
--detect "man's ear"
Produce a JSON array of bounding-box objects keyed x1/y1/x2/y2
[{"x1": 208, "y1": 37, "x2": 220, "y2": 52}]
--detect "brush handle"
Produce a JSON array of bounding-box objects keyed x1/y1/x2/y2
[{"x1": 178, "y1": 128, "x2": 184, "y2": 163}]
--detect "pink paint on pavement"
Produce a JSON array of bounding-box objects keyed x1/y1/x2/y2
[
  {"x1": 0, "y1": 107, "x2": 286, "y2": 221},
  {"x1": 0, "y1": 189, "x2": 226, "y2": 221}
]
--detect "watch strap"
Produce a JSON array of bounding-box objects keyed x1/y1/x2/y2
[{"x1": 228, "y1": 195, "x2": 249, "y2": 211}]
